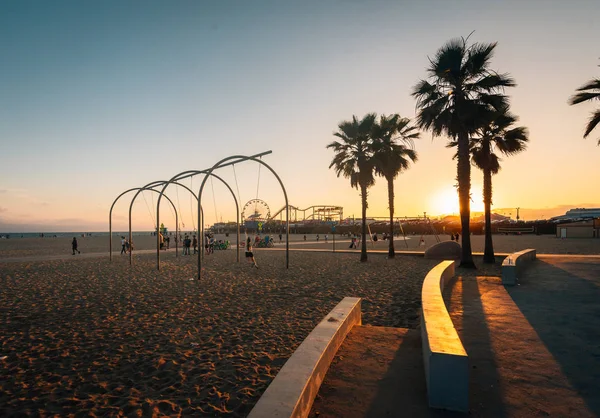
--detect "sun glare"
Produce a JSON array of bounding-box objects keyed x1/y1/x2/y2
[
  {"x1": 432, "y1": 188, "x2": 459, "y2": 215},
  {"x1": 432, "y1": 186, "x2": 485, "y2": 216}
]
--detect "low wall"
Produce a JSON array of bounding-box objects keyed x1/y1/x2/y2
[
  {"x1": 248, "y1": 297, "x2": 362, "y2": 418},
  {"x1": 421, "y1": 260, "x2": 469, "y2": 412},
  {"x1": 502, "y1": 249, "x2": 537, "y2": 286}
]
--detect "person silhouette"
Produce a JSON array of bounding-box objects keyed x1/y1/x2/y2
[{"x1": 72, "y1": 237, "x2": 80, "y2": 255}]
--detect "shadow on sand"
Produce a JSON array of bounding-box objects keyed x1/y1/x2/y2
[
  {"x1": 444, "y1": 272, "x2": 508, "y2": 418},
  {"x1": 507, "y1": 258, "x2": 600, "y2": 416},
  {"x1": 363, "y1": 328, "x2": 463, "y2": 418}
]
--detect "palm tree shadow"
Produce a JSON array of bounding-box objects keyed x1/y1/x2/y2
[
  {"x1": 507, "y1": 259, "x2": 600, "y2": 416},
  {"x1": 363, "y1": 328, "x2": 462, "y2": 418},
  {"x1": 362, "y1": 270, "x2": 508, "y2": 417},
  {"x1": 444, "y1": 273, "x2": 507, "y2": 418}
]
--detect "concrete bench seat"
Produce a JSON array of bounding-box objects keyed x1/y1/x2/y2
[
  {"x1": 248, "y1": 297, "x2": 362, "y2": 418},
  {"x1": 421, "y1": 260, "x2": 469, "y2": 412},
  {"x1": 502, "y1": 249, "x2": 536, "y2": 285}
]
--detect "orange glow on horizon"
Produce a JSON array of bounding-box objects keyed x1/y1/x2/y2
[{"x1": 431, "y1": 186, "x2": 485, "y2": 216}]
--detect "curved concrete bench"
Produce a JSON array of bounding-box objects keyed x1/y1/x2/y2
[
  {"x1": 421, "y1": 260, "x2": 469, "y2": 412},
  {"x1": 502, "y1": 249, "x2": 536, "y2": 286},
  {"x1": 424, "y1": 240, "x2": 461, "y2": 260},
  {"x1": 248, "y1": 297, "x2": 362, "y2": 418}
]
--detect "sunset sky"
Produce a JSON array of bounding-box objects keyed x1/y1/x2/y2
[{"x1": 1, "y1": 0, "x2": 599, "y2": 232}]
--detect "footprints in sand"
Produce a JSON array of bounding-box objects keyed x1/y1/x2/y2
[{"x1": 0, "y1": 252, "x2": 437, "y2": 416}]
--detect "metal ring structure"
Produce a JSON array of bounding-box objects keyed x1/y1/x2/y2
[
  {"x1": 110, "y1": 150, "x2": 276, "y2": 273},
  {"x1": 127, "y1": 180, "x2": 202, "y2": 264},
  {"x1": 127, "y1": 180, "x2": 185, "y2": 265},
  {"x1": 109, "y1": 186, "x2": 178, "y2": 261},
  {"x1": 153, "y1": 151, "x2": 272, "y2": 270},
  {"x1": 197, "y1": 154, "x2": 289, "y2": 280},
  {"x1": 155, "y1": 171, "x2": 241, "y2": 271}
]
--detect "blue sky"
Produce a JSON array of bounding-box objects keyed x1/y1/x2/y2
[{"x1": 1, "y1": 0, "x2": 599, "y2": 231}]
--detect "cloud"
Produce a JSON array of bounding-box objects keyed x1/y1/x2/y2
[{"x1": 0, "y1": 207, "x2": 6, "y2": 213}]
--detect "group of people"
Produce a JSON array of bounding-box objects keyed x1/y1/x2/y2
[
  {"x1": 180, "y1": 235, "x2": 198, "y2": 255},
  {"x1": 158, "y1": 233, "x2": 170, "y2": 250},
  {"x1": 349, "y1": 234, "x2": 361, "y2": 249},
  {"x1": 315, "y1": 234, "x2": 330, "y2": 242},
  {"x1": 449, "y1": 233, "x2": 461, "y2": 242},
  {"x1": 120, "y1": 236, "x2": 133, "y2": 254}
]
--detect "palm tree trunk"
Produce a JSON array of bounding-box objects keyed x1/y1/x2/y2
[
  {"x1": 483, "y1": 167, "x2": 495, "y2": 263},
  {"x1": 387, "y1": 176, "x2": 395, "y2": 258},
  {"x1": 360, "y1": 183, "x2": 368, "y2": 262},
  {"x1": 457, "y1": 132, "x2": 476, "y2": 268}
]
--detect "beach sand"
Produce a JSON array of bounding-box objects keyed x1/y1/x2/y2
[
  {"x1": 1, "y1": 235, "x2": 597, "y2": 416},
  {"x1": 1, "y1": 233, "x2": 599, "y2": 260},
  {"x1": 0, "y1": 250, "x2": 437, "y2": 417}
]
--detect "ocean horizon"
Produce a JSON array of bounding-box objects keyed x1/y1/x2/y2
[{"x1": 0, "y1": 231, "x2": 190, "y2": 238}]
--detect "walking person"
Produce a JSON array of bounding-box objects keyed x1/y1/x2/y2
[
  {"x1": 120, "y1": 236, "x2": 127, "y2": 255},
  {"x1": 159, "y1": 233, "x2": 165, "y2": 250},
  {"x1": 279, "y1": 233, "x2": 283, "y2": 243},
  {"x1": 192, "y1": 235, "x2": 198, "y2": 254},
  {"x1": 72, "y1": 237, "x2": 80, "y2": 255},
  {"x1": 245, "y1": 237, "x2": 258, "y2": 268},
  {"x1": 182, "y1": 235, "x2": 188, "y2": 255}
]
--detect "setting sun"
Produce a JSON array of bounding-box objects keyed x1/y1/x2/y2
[{"x1": 431, "y1": 186, "x2": 485, "y2": 216}]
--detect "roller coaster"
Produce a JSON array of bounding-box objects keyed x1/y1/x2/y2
[{"x1": 266, "y1": 204, "x2": 343, "y2": 223}]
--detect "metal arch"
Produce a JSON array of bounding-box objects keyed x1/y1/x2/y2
[
  {"x1": 197, "y1": 154, "x2": 289, "y2": 280},
  {"x1": 109, "y1": 186, "x2": 178, "y2": 261},
  {"x1": 125, "y1": 180, "x2": 200, "y2": 265},
  {"x1": 109, "y1": 182, "x2": 178, "y2": 261},
  {"x1": 152, "y1": 151, "x2": 272, "y2": 270},
  {"x1": 127, "y1": 180, "x2": 181, "y2": 266},
  {"x1": 109, "y1": 150, "x2": 272, "y2": 268},
  {"x1": 155, "y1": 171, "x2": 241, "y2": 271},
  {"x1": 110, "y1": 187, "x2": 142, "y2": 261}
]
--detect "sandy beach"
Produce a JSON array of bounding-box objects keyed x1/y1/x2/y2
[
  {"x1": 1, "y1": 233, "x2": 599, "y2": 260},
  {"x1": 1, "y1": 235, "x2": 598, "y2": 416},
  {"x1": 0, "y1": 249, "x2": 437, "y2": 416}
]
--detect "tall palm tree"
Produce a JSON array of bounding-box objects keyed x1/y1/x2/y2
[
  {"x1": 450, "y1": 110, "x2": 529, "y2": 263},
  {"x1": 569, "y1": 75, "x2": 600, "y2": 145},
  {"x1": 372, "y1": 114, "x2": 419, "y2": 258},
  {"x1": 328, "y1": 113, "x2": 377, "y2": 262},
  {"x1": 412, "y1": 36, "x2": 514, "y2": 268}
]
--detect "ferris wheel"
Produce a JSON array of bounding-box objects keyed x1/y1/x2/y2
[{"x1": 242, "y1": 199, "x2": 271, "y2": 221}]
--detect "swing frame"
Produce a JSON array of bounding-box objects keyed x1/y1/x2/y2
[
  {"x1": 196, "y1": 152, "x2": 289, "y2": 280},
  {"x1": 109, "y1": 150, "x2": 288, "y2": 276},
  {"x1": 109, "y1": 181, "x2": 189, "y2": 261},
  {"x1": 156, "y1": 171, "x2": 241, "y2": 269}
]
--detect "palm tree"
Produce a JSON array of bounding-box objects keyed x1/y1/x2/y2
[
  {"x1": 569, "y1": 75, "x2": 600, "y2": 145},
  {"x1": 450, "y1": 110, "x2": 529, "y2": 263},
  {"x1": 412, "y1": 36, "x2": 515, "y2": 268},
  {"x1": 372, "y1": 114, "x2": 419, "y2": 258},
  {"x1": 328, "y1": 113, "x2": 377, "y2": 262}
]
